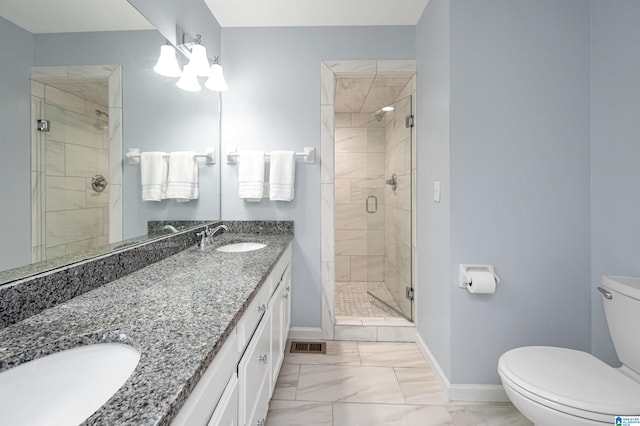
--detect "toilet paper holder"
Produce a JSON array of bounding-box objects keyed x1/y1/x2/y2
[{"x1": 458, "y1": 264, "x2": 500, "y2": 288}]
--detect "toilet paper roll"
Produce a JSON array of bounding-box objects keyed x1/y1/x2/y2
[{"x1": 467, "y1": 270, "x2": 496, "y2": 294}]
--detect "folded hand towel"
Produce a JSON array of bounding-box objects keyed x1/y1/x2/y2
[
  {"x1": 140, "y1": 152, "x2": 167, "y2": 201},
  {"x1": 269, "y1": 151, "x2": 296, "y2": 201},
  {"x1": 165, "y1": 151, "x2": 198, "y2": 202},
  {"x1": 239, "y1": 151, "x2": 265, "y2": 202}
]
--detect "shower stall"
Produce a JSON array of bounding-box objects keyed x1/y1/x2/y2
[{"x1": 333, "y1": 72, "x2": 414, "y2": 321}]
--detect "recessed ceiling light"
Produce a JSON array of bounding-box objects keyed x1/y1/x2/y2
[{"x1": 382, "y1": 106, "x2": 394, "y2": 112}]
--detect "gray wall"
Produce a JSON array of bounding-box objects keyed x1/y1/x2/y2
[
  {"x1": 220, "y1": 26, "x2": 415, "y2": 327},
  {"x1": 34, "y1": 30, "x2": 221, "y2": 239},
  {"x1": 590, "y1": 0, "x2": 640, "y2": 366},
  {"x1": 0, "y1": 17, "x2": 34, "y2": 270},
  {"x1": 415, "y1": 0, "x2": 592, "y2": 385},
  {"x1": 415, "y1": 0, "x2": 452, "y2": 379}
]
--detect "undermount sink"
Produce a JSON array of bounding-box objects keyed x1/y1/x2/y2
[
  {"x1": 216, "y1": 242, "x2": 267, "y2": 253},
  {"x1": 0, "y1": 343, "x2": 140, "y2": 426}
]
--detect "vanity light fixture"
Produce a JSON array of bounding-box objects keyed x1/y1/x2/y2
[
  {"x1": 153, "y1": 44, "x2": 182, "y2": 77},
  {"x1": 154, "y1": 25, "x2": 229, "y2": 92},
  {"x1": 205, "y1": 57, "x2": 228, "y2": 92},
  {"x1": 176, "y1": 63, "x2": 201, "y2": 92}
]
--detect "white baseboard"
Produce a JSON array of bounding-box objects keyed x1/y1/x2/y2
[
  {"x1": 288, "y1": 327, "x2": 323, "y2": 340},
  {"x1": 415, "y1": 333, "x2": 509, "y2": 403}
]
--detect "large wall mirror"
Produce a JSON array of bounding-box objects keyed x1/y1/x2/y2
[{"x1": 0, "y1": 0, "x2": 222, "y2": 284}]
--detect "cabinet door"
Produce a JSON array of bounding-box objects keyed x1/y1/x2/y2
[
  {"x1": 207, "y1": 374, "x2": 238, "y2": 426},
  {"x1": 238, "y1": 309, "x2": 271, "y2": 426},
  {"x1": 282, "y1": 265, "x2": 292, "y2": 346},
  {"x1": 269, "y1": 280, "x2": 285, "y2": 393}
]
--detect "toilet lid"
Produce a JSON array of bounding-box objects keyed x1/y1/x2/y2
[{"x1": 498, "y1": 346, "x2": 640, "y2": 415}]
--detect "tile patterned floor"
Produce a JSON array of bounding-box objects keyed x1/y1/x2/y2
[
  {"x1": 267, "y1": 341, "x2": 532, "y2": 426},
  {"x1": 335, "y1": 282, "x2": 403, "y2": 318}
]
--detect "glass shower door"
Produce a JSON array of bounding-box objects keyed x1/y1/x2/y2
[{"x1": 367, "y1": 94, "x2": 413, "y2": 320}]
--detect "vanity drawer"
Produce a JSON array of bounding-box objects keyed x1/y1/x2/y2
[
  {"x1": 207, "y1": 374, "x2": 238, "y2": 426},
  {"x1": 236, "y1": 283, "x2": 270, "y2": 351},
  {"x1": 238, "y1": 309, "x2": 271, "y2": 426}
]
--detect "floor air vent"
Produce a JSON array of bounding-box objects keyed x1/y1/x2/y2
[{"x1": 289, "y1": 341, "x2": 327, "y2": 354}]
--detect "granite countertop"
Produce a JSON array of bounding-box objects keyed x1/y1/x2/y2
[{"x1": 0, "y1": 232, "x2": 294, "y2": 425}]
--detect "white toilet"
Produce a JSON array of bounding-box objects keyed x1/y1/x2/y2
[{"x1": 498, "y1": 275, "x2": 640, "y2": 425}]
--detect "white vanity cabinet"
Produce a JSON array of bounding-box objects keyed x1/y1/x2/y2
[{"x1": 172, "y1": 243, "x2": 292, "y2": 426}]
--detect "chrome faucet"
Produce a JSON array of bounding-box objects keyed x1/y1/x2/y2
[
  {"x1": 196, "y1": 224, "x2": 229, "y2": 250},
  {"x1": 161, "y1": 225, "x2": 179, "y2": 233}
]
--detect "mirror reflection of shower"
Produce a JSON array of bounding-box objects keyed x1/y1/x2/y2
[{"x1": 374, "y1": 105, "x2": 395, "y2": 122}]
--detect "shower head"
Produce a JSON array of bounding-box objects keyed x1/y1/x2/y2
[
  {"x1": 374, "y1": 110, "x2": 386, "y2": 122},
  {"x1": 95, "y1": 109, "x2": 109, "y2": 118},
  {"x1": 94, "y1": 109, "x2": 109, "y2": 130}
]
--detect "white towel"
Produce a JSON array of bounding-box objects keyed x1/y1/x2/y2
[
  {"x1": 239, "y1": 151, "x2": 265, "y2": 202},
  {"x1": 140, "y1": 152, "x2": 167, "y2": 201},
  {"x1": 269, "y1": 151, "x2": 296, "y2": 201},
  {"x1": 165, "y1": 151, "x2": 198, "y2": 202}
]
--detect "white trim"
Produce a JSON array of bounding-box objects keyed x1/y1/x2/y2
[
  {"x1": 288, "y1": 327, "x2": 323, "y2": 340},
  {"x1": 415, "y1": 333, "x2": 509, "y2": 402}
]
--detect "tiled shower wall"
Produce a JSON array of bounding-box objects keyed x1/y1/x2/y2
[
  {"x1": 31, "y1": 82, "x2": 110, "y2": 261},
  {"x1": 334, "y1": 114, "x2": 386, "y2": 283},
  {"x1": 383, "y1": 77, "x2": 415, "y2": 318}
]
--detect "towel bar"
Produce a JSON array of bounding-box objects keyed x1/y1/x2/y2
[
  {"x1": 226, "y1": 147, "x2": 315, "y2": 165},
  {"x1": 126, "y1": 148, "x2": 216, "y2": 165}
]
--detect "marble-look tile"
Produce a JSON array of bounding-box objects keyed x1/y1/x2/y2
[
  {"x1": 109, "y1": 184, "x2": 122, "y2": 243},
  {"x1": 65, "y1": 144, "x2": 109, "y2": 178},
  {"x1": 272, "y1": 363, "x2": 299, "y2": 400},
  {"x1": 320, "y1": 62, "x2": 334, "y2": 106},
  {"x1": 267, "y1": 400, "x2": 332, "y2": 426},
  {"x1": 31, "y1": 97, "x2": 41, "y2": 172},
  {"x1": 320, "y1": 105, "x2": 334, "y2": 184},
  {"x1": 44, "y1": 85, "x2": 85, "y2": 115},
  {"x1": 297, "y1": 365, "x2": 403, "y2": 403},
  {"x1": 358, "y1": 342, "x2": 428, "y2": 368},
  {"x1": 335, "y1": 319, "x2": 363, "y2": 326},
  {"x1": 31, "y1": 172, "x2": 42, "y2": 248},
  {"x1": 326, "y1": 60, "x2": 377, "y2": 75},
  {"x1": 46, "y1": 244, "x2": 66, "y2": 259},
  {"x1": 334, "y1": 113, "x2": 350, "y2": 128},
  {"x1": 333, "y1": 403, "x2": 452, "y2": 426},
  {"x1": 108, "y1": 66, "x2": 122, "y2": 108},
  {"x1": 351, "y1": 112, "x2": 384, "y2": 128},
  {"x1": 334, "y1": 325, "x2": 377, "y2": 341},
  {"x1": 334, "y1": 179, "x2": 350, "y2": 204},
  {"x1": 394, "y1": 367, "x2": 447, "y2": 405},
  {"x1": 65, "y1": 236, "x2": 109, "y2": 255},
  {"x1": 320, "y1": 184, "x2": 334, "y2": 261},
  {"x1": 335, "y1": 256, "x2": 351, "y2": 281},
  {"x1": 395, "y1": 79, "x2": 413, "y2": 103},
  {"x1": 45, "y1": 207, "x2": 104, "y2": 247},
  {"x1": 335, "y1": 128, "x2": 367, "y2": 153},
  {"x1": 366, "y1": 230, "x2": 385, "y2": 256},
  {"x1": 335, "y1": 204, "x2": 367, "y2": 230},
  {"x1": 109, "y1": 107, "x2": 123, "y2": 185},
  {"x1": 45, "y1": 176, "x2": 86, "y2": 211},
  {"x1": 68, "y1": 64, "x2": 117, "y2": 79},
  {"x1": 377, "y1": 326, "x2": 415, "y2": 342},
  {"x1": 285, "y1": 340, "x2": 360, "y2": 366},
  {"x1": 367, "y1": 127, "x2": 385, "y2": 153},
  {"x1": 335, "y1": 230, "x2": 367, "y2": 256},
  {"x1": 349, "y1": 256, "x2": 368, "y2": 281},
  {"x1": 367, "y1": 255, "x2": 384, "y2": 280},
  {"x1": 335, "y1": 78, "x2": 374, "y2": 113},
  {"x1": 447, "y1": 403, "x2": 532, "y2": 426},
  {"x1": 368, "y1": 203, "x2": 385, "y2": 230},
  {"x1": 335, "y1": 152, "x2": 368, "y2": 179},
  {"x1": 45, "y1": 104, "x2": 104, "y2": 149},
  {"x1": 31, "y1": 80, "x2": 45, "y2": 99},
  {"x1": 321, "y1": 260, "x2": 335, "y2": 340},
  {"x1": 45, "y1": 140, "x2": 65, "y2": 176},
  {"x1": 377, "y1": 60, "x2": 416, "y2": 74},
  {"x1": 367, "y1": 152, "x2": 385, "y2": 179},
  {"x1": 361, "y1": 86, "x2": 404, "y2": 113}
]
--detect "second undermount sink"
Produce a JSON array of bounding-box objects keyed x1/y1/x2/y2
[
  {"x1": 216, "y1": 242, "x2": 267, "y2": 253},
  {"x1": 0, "y1": 343, "x2": 140, "y2": 426}
]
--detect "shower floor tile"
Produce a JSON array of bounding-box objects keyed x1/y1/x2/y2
[{"x1": 335, "y1": 282, "x2": 403, "y2": 318}]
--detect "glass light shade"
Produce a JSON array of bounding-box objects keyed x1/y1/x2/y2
[
  {"x1": 205, "y1": 64, "x2": 229, "y2": 91},
  {"x1": 187, "y1": 44, "x2": 211, "y2": 77},
  {"x1": 176, "y1": 64, "x2": 201, "y2": 92},
  {"x1": 153, "y1": 45, "x2": 182, "y2": 77}
]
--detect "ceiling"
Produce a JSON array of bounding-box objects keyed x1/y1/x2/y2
[
  {"x1": 335, "y1": 73, "x2": 413, "y2": 114},
  {"x1": 1, "y1": 0, "x2": 429, "y2": 33},
  {"x1": 206, "y1": 0, "x2": 430, "y2": 27}
]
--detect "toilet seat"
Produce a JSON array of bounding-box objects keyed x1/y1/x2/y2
[{"x1": 498, "y1": 346, "x2": 640, "y2": 421}]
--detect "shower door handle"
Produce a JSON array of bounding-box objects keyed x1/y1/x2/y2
[{"x1": 366, "y1": 195, "x2": 378, "y2": 214}]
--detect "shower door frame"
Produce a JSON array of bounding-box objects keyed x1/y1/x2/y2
[{"x1": 320, "y1": 60, "x2": 417, "y2": 341}]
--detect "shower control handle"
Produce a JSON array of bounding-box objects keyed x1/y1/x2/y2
[
  {"x1": 386, "y1": 173, "x2": 398, "y2": 191},
  {"x1": 366, "y1": 195, "x2": 378, "y2": 214}
]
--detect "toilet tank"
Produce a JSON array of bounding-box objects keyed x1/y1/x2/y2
[{"x1": 601, "y1": 275, "x2": 640, "y2": 374}]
